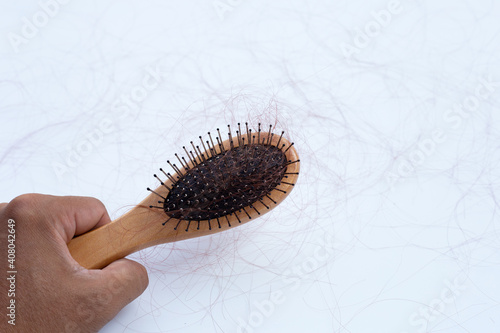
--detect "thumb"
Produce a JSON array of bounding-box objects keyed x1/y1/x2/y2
[{"x1": 94, "y1": 258, "x2": 149, "y2": 316}]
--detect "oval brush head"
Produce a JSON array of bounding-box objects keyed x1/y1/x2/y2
[{"x1": 68, "y1": 123, "x2": 300, "y2": 269}]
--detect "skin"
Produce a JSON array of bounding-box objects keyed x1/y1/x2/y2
[{"x1": 0, "y1": 194, "x2": 149, "y2": 333}]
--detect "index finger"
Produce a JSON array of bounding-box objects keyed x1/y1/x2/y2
[{"x1": 32, "y1": 195, "x2": 112, "y2": 243}]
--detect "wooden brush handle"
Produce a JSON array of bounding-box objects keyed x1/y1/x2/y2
[
  {"x1": 67, "y1": 133, "x2": 300, "y2": 269},
  {"x1": 68, "y1": 204, "x2": 172, "y2": 269}
]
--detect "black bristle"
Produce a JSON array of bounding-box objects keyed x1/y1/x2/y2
[{"x1": 153, "y1": 124, "x2": 298, "y2": 230}]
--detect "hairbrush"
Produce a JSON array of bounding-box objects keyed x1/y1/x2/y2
[{"x1": 68, "y1": 123, "x2": 300, "y2": 269}]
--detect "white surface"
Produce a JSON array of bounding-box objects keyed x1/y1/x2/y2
[{"x1": 1, "y1": 0, "x2": 500, "y2": 332}]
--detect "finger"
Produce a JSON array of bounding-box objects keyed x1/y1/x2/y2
[
  {"x1": 95, "y1": 259, "x2": 149, "y2": 314},
  {"x1": 40, "y1": 195, "x2": 112, "y2": 243}
]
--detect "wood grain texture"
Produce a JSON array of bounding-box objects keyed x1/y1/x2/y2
[{"x1": 68, "y1": 132, "x2": 300, "y2": 269}]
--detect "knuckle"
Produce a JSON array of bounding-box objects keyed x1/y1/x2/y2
[
  {"x1": 83, "y1": 196, "x2": 107, "y2": 212},
  {"x1": 5, "y1": 193, "x2": 41, "y2": 218},
  {"x1": 132, "y1": 265, "x2": 149, "y2": 293}
]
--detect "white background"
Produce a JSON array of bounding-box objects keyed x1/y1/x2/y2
[{"x1": 1, "y1": 0, "x2": 499, "y2": 332}]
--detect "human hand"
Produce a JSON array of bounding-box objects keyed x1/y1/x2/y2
[{"x1": 0, "y1": 194, "x2": 149, "y2": 333}]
